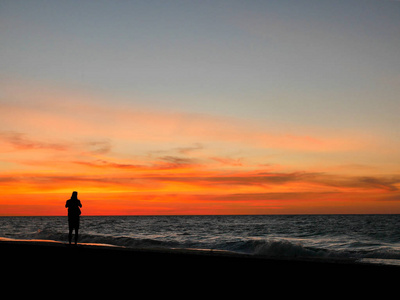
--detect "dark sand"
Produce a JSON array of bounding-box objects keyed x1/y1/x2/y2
[
  {"x1": 2, "y1": 240, "x2": 398, "y2": 289},
  {"x1": 0, "y1": 241, "x2": 400, "y2": 300}
]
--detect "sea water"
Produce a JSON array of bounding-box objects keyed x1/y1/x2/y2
[{"x1": 1, "y1": 215, "x2": 400, "y2": 266}]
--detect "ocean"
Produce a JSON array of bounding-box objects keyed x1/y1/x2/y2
[{"x1": 1, "y1": 215, "x2": 400, "y2": 266}]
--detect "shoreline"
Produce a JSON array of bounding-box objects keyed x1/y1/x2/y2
[
  {"x1": 2, "y1": 236, "x2": 399, "y2": 266},
  {"x1": 2, "y1": 239, "x2": 399, "y2": 278}
]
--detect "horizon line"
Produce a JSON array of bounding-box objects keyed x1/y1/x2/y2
[{"x1": 1, "y1": 213, "x2": 400, "y2": 217}]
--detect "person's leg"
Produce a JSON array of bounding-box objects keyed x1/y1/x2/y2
[
  {"x1": 74, "y1": 228, "x2": 79, "y2": 245},
  {"x1": 68, "y1": 227, "x2": 73, "y2": 244}
]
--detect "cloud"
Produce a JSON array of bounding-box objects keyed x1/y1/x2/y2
[
  {"x1": 0, "y1": 131, "x2": 68, "y2": 151},
  {"x1": 5, "y1": 170, "x2": 398, "y2": 193},
  {"x1": 0, "y1": 174, "x2": 147, "y2": 192},
  {"x1": 378, "y1": 194, "x2": 400, "y2": 202},
  {"x1": 74, "y1": 155, "x2": 201, "y2": 171},
  {"x1": 1, "y1": 81, "x2": 399, "y2": 214},
  {"x1": 146, "y1": 171, "x2": 319, "y2": 189},
  {"x1": 158, "y1": 156, "x2": 200, "y2": 167},
  {"x1": 0, "y1": 131, "x2": 112, "y2": 154},
  {"x1": 356, "y1": 176, "x2": 399, "y2": 192},
  {"x1": 74, "y1": 160, "x2": 146, "y2": 170},
  {"x1": 0, "y1": 81, "x2": 372, "y2": 155},
  {"x1": 1, "y1": 170, "x2": 399, "y2": 215},
  {"x1": 211, "y1": 156, "x2": 243, "y2": 166},
  {"x1": 146, "y1": 171, "x2": 400, "y2": 193},
  {"x1": 209, "y1": 192, "x2": 336, "y2": 202},
  {"x1": 312, "y1": 174, "x2": 400, "y2": 192},
  {"x1": 84, "y1": 140, "x2": 112, "y2": 155},
  {"x1": 174, "y1": 143, "x2": 203, "y2": 154}
]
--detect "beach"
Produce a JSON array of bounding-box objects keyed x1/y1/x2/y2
[
  {"x1": 3, "y1": 215, "x2": 400, "y2": 290},
  {"x1": 2, "y1": 239, "x2": 398, "y2": 286}
]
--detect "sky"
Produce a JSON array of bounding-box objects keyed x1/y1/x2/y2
[{"x1": 1, "y1": 0, "x2": 399, "y2": 215}]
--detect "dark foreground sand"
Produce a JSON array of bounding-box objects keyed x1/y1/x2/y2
[{"x1": 2, "y1": 240, "x2": 398, "y2": 289}]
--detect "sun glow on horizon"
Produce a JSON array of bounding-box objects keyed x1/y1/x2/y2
[{"x1": 1, "y1": 82, "x2": 399, "y2": 215}]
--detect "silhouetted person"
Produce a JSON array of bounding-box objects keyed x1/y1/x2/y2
[{"x1": 65, "y1": 191, "x2": 82, "y2": 245}]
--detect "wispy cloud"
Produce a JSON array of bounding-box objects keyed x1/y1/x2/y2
[
  {"x1": 0, "y1": 131, "x2": 68, "y2": 151},
  {"x1": 211, "y1": 156, "x2": 243, "y2": 167},
  {"x1": 84, "y1": 140, "x2": 112, "y2": 155},
  {"x1": 0, "y1": 82, "x2": 373, "y2": 154},
  {"x1": 74, "y1": 155, "x2": 201, "y2": 171},
  {"x1": 0, "y1": 131, "x2": 113, "y2": 160},
  {"x1": 2, "y1": 170, "x2": 397, "y2": 193},
  {"x1": 1, "y1": 81, "x2": 399, "y2": 214},
  {"x1": 1, "y1": 169, "x2": 399, "y2": 215},
  {"x1": 174, "y1": 143, "x2": 203, "y2": 154}
]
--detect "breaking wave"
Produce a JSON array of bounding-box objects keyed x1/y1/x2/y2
[
  {"x1": 7, "y1": 229, "x2": 400, "y2": 262},
  {"x1": 3, "y1": 215, "x2": 400, "y2": 266}
]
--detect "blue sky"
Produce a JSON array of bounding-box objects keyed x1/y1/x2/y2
[{"x1": 2, "y1": 1, "x2": 399, "y2": 129}]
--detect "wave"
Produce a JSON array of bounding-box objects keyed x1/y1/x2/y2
[
  {"x1": 31, "y1": 230, "x2": 180, "y2": 249},
  {"x1": 226, "y1": 239, "x2": 330, "y2": 258},
  {"x1": 5, "y1": 229, "x2": 400, "y2": 263},
  {"x1": 242, "y1": 239, "x2": 400, "y2": 261}
]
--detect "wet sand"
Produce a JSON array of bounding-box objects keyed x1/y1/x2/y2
[{"x1": 2, "y1": 239, "x2": 398, "y2": 288}]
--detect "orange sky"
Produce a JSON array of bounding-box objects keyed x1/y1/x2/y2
[
  {"x1": 1, "y1": 82, "x2": 399, "y2": 215},
  {"x1": 2, "y1": 1, "x2": 400, "y2": 215}
]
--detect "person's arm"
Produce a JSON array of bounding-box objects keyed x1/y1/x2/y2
[
  {"x1": 65, "y1": 200, "x2": 69, "y2": 208},
  {"x1": 78, "y1": 200, "x2": 82, "y2": 208}
]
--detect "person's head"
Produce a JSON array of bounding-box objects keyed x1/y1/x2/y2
[{"x1": 71, "y1": 191, "x2": 78, "y2": 200}]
